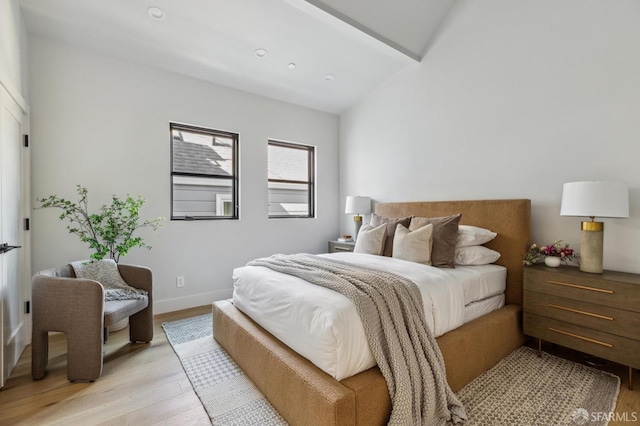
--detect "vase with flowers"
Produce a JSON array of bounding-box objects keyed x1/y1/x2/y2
[{"x1": 523, "y1": 240, "x2": 578, "y2": 267}]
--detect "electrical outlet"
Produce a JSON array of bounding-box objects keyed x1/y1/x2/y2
[{"x1": 176, "y1": 276, "x2": 185, "y2": 288}]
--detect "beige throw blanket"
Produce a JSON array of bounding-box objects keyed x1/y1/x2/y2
[{"x1": 247, "y1": 254, "x2": 466, "y2": 426}]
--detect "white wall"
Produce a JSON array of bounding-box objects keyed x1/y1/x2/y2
[
  {"x1": 0, "y1": 0, "x2": 29, "y2": 101},
  {"x1": 340, "y1": 0, "x2": 640, "y2": 274},
  {"x1": 29, "y1": 37, "x2": 339, "y2": 313}
]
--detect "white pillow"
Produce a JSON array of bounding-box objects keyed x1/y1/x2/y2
[
  {"x1": 392, "y1": 224, "x2": 433, "y2": 265},
  {"x1": 354, "y1": 223, "x2": 387, "y2": 255},
  {"x1": 454, "y1": 246, "x2": 501, "y2": 265},
  {"x1": 456, "y1": 225, "x2": 497, "y2": 247}
]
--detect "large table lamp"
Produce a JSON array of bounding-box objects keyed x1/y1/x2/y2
[
  {"x1": 560, "y1": 181, "x2": 629, "y2": 273},
  {"x1": 345, "y1": 196, "x2": 371, "y2": 239}
]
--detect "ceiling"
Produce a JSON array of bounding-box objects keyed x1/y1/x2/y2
[{"x1": 18, "y1": 0, "x2": 456, "y2": 114}]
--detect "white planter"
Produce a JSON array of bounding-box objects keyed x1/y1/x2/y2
[
  {"x1": 110, "y1": 317, "x2": 129, "y2": 332},
  {"x1": 544, "y1": 256, "x2": 561, "y2": 267}
]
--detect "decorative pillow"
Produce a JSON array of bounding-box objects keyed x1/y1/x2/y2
[
  {"x1": 454, "y1": 246, "x2": 501, "y2": 265},
  {"x1": 409, "y1": 214, "x2": 461, "y2": 268},
  {"x1": 370, "y1": 213, "x2": 411, "y2": 257},
  {"x1": 71, "y1": 259, "x2": 147, "y2": 301},
  {"x1": 392, "y1": 224, "x2": 433, "y2": 265},
  {"x1": 456, "y1": 225, "x2": 497, "y2": 247},
  {"x1": 353, "y1": 223, "x2": 387, "y2": 255}
]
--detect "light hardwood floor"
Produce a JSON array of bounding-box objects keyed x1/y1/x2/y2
[
  {"x1": 1, "y1": 307, "x2": 638, "y2": 425},
  {"x1": 0, "y1": 306, "x2": 212, "y2": 426}
]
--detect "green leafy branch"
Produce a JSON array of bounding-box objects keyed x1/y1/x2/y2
[{"x1": 38, "y1": 185, "x2": 164, "y2": 262}]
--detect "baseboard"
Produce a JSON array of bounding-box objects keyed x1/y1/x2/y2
[{"x1": 154, "y1": 288, "x2": 233, "y2": 315}]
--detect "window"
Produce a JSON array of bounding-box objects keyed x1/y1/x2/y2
[
  {"x1": 268, "y1": 140, "x2": 315, "y2": 218},
  {"x1": 171, "y1": 123, "x2": 239, "y2": 220}
]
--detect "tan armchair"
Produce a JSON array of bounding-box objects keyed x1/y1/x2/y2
[{"x1": 31, "y1": 263, "x2": 153, "y2": 382}]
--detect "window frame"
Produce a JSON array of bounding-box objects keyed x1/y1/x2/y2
[
  {"x1": 268, "y1": 139, "x2": 315, "y2": 219},
  {"x1": 170, "y1": 122, "x2": 239, "y2": 220}
]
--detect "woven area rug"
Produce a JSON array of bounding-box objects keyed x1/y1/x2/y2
[
  {"x1": 163, "y1": 313, "x2": 620, "y2": 426},
  {"x1": 457, "y1": 346, "x2": 620, "y2": 426},
  {"x1": 162, "y1": 314, "x2": 286, "y2": 425}
]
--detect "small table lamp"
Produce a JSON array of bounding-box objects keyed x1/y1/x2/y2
[
  {"x1": 560, "y1": 181, "x2": 629, "y2": 273},
  {"x1": 345, "y1": 196, "x2": 371, "y2": 239}
]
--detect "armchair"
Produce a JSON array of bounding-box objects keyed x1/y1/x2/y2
[{"x1": 31, "y1": 263, "x2": 153, "y2": 382}]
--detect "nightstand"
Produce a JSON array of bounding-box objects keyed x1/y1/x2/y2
[
  {"x1": 523, "y1": 264, "x2": 640, "y2": 389},
  {"x1": 328, "y1": 240, "x2": 355, "y2": 253}
]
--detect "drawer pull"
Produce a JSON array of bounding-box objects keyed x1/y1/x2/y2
[
  {"x1": 547, "y1": 280, "x2": 614, "y2": 294},
  {"x1": 547, "y1": 327, "x2": 613, "y2": 348},
  {"x1": 333, "y1": 247, "x2": 352, "y2": 252},
  {"x1": 548, "y1": 304, "x2": 614, "y2": 321}
]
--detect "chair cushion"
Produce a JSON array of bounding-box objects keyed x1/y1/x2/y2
[{"x1": 104, "y1": 296, "x2": 148, "y2": 326}]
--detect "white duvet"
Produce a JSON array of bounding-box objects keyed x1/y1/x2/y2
[{"x1": 233, "y1": 252, "x2": 506, "y2": 380}]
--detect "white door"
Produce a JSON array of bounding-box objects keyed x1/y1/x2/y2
[{"x1": 0, "y1": 85, "x2": 29, "y2": 388}]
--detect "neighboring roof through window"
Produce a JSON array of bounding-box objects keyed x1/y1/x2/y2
[
  {"x1": 268, "y1": 143, "x2": 309, "y2": 182},
  {"x1": 172, "y1": 131, "x2": 233, "y2": 176}
]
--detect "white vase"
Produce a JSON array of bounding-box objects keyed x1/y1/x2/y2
[{"x1": 544, "y1": 256, "x2": 561, "y2": 267}]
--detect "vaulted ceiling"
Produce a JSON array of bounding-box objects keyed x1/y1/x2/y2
[{"x1": 19, "y1": 0, "x2": 456, "y2": 113}]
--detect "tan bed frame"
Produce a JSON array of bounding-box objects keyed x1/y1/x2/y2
[{"x1": 213, "y1": 199, "x2": 531, "y2": 425}]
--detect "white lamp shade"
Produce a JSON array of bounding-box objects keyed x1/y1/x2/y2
[
  {"x1": 560, "y1": 181, "x2": 629, "y2": 218},
  {"x1": 345, "y1": 196, "x2": 371, "y2": 215}
]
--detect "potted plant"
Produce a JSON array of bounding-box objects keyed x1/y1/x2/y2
[
  {"x1": 523, "y1": 240, "x2": 578, "y2": 267},
  {"x1": 38, "y1": 185, "x2": 163, "y2": 262}
]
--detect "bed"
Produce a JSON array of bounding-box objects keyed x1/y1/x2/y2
[
  {"x1": 213, "y1": 199, "x2": 531, "y2": 426},
  {"x1": 233, "y1": 254, "x2": 508, "y2": 381}
]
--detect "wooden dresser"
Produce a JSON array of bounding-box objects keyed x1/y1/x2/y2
[{"x1": 523, "y1": 264, "x2": 640, "y2": 389}]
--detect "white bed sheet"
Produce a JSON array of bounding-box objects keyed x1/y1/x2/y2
[
  {"x1": 463, "y1": 293, "x2": 505, "y2": 324},
  {"x1": 459, "y1": 263, "x2": 506, "y2": 305},
  {"x1": 232, "y1": 252, "x2": 506, "y2": 380}
]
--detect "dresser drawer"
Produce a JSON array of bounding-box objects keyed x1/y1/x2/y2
[
  {"x1": 524, "y1": 313, "x2": 640, "y2": 369},
  {"x1": 524, "y1": 267, "x2": 640, "y2": 313},
  {"x1": 524, "y1": 290, "x2": 640, "y2": 341},
  {"x1": 328, "y1": 241, "x2": 355, "y2": 253}
]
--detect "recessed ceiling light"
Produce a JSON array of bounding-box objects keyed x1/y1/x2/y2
[
  {"x1": 288, "y1": 63, "x2": 296, "y2": 70},
  {"x1": 147, "y1": 6, "x2": 165, "y2": 21},
  {"x1": 255, "y1": 48, "x2": 268, "y2": 58},
  {"x1": 325, "y1": 74, "x2": 335, "y2": 81}
]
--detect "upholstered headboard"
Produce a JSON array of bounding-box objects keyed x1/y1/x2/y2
[{"x1": 374, "y1": 199, "x2": 531, "y2": 305}]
